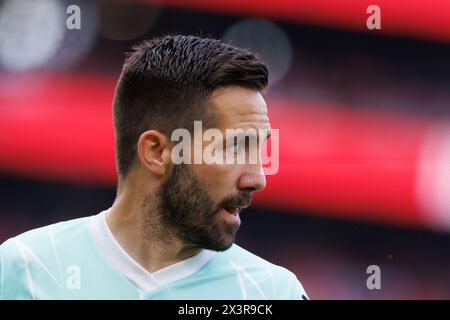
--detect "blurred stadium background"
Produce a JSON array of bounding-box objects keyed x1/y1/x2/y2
[{"x1": 1, "y1": 0, "x2": 450, "y2": 299}]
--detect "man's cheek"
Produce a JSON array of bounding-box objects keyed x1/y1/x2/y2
[{"x1": 208, "y1": 170, "x2": 234, "y2": 196}]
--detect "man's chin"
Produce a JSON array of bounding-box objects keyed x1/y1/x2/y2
[
  {"x1": 204, "y1": 238, "x2": 235, "y2": 252},
  {"x1": 217, "y1": 207, "x2": 241, "y2": 228},
  {"x1": 195, "y1": 225, "x2": 239, "y2": 252}
]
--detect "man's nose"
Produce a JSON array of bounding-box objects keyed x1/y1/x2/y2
[{"x1": 237, "y1": 168, "x2": 266, "y2": 193}]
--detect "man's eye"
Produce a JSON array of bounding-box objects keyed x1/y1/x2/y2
[{"x1": 225, "y1": 141, "x2": 242, "y2": 153}]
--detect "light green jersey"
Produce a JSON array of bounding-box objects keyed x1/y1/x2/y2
[{"x1": 0, "y1": 209, "x2": 308, "y2": 300}]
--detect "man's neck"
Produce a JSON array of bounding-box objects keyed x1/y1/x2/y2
[{"x1": 106, "y1": 190, "x2": 201, "y2": 273}]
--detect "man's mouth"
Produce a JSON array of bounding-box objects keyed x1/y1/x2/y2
[
  {"x1": 221, "y1": 194, "x2": 252, "y2": 216},
  {"x1": 223, "y1": 205, "x2": 248, "y2": 216},
  {"x1": 223, "y1": 206, "x2": 245, "y2": 216}
]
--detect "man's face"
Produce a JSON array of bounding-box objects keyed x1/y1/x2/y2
[{"x1": 157, "y1": 86, "x2": 270, "y2": 251}]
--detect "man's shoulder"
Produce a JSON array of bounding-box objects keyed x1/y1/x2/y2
[
  {"x1": 0, "y1": 214, "x2": 102, "y2": 299},
  {"x1": 0, "y1": 215, "x2": 92, "y2": 264},
  {"x1": 216, "y1": 244, "x2": 309, "y2": 299},
  {"x1": 225, "y1": 244, "x2": 296, "y2": 275}
]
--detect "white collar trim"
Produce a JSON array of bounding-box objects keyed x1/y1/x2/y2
[{"x1": 89, "y1": 209, "x2": 217, "y2": 293}]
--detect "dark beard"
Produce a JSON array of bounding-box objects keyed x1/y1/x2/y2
[{"x1": 154, "y1": 164, "x2": 251, "y2": 251}]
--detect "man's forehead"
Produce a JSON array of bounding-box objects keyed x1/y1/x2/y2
[
  {"x1": 224, "y1": 127, "x2": 272, "y2": 140},
  {"x1": 210, "y1": 86, "x2": 269, "y2": 125}
]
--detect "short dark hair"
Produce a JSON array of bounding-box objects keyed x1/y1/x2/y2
[{"x1": 113, "y1": 35, "x2": 269, "y2": 177}]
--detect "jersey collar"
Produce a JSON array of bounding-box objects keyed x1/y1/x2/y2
[{"x1": 89, "y1": 209, "x2": 217, "y2": 293}]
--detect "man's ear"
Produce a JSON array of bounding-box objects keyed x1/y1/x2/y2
[{"x1": 137, "y1": 130, "x2": 172, "y2": 176}]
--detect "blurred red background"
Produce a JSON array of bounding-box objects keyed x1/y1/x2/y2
[{"x1": 0, "y1": 0, "x2": 449, "y2": 299}]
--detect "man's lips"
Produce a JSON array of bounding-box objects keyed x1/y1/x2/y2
[
  {"x1": 223, "y1": 205, "x2": 248, "y2": 215},
  {"x1": 221, "y1": 193, "x2": 252, "y2": 216}
]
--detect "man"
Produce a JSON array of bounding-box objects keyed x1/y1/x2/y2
[{"x1": 0, "y1": 35, "x2": 308, "y2": 299}]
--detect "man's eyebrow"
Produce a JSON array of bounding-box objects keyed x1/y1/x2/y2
[{"x1": 249, "y1": 129, "x2": 271, "y2": 140}]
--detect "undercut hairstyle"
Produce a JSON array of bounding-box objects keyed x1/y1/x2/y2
[{"x1": 113, "y1": 35, "x2": 269, "y2": 177}]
